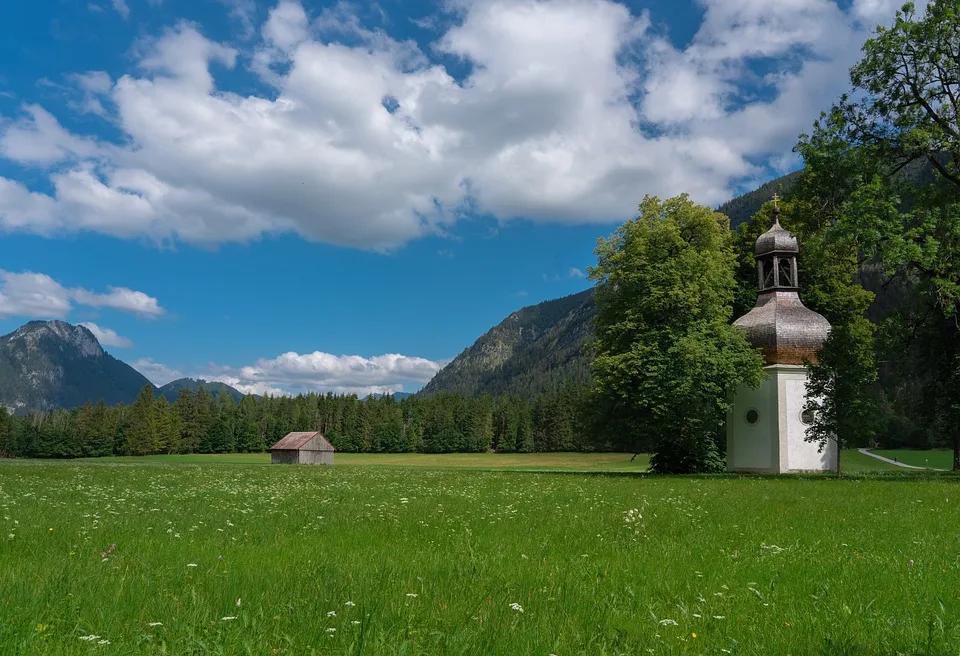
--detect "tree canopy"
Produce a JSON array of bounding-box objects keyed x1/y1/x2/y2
[{"x1": 589, "y1": 195, "x2": 765, "y2": 473}]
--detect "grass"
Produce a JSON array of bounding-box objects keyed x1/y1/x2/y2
[
  {"x1": 92, "y1": 451, "x2": 653, "y2": 471},
  {"x1": 871, "y1": 449, "x2": 954, "y2": 470},
  {"x1": 89, "y1": 449, "x2": 899, "y2": 473},
  {"x1": 1, "y1": 456, "x2": 958, "y2": 654}
]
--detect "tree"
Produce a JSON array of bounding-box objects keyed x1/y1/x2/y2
[
  {"x1": 589, "y1": 194, "x2": 765, "y2": 473},
  {"x1": 798, "y1": 0, "x2": 960, "y2": 468},
  {"x1": 0, "y1": 407, "x2": 11, "y2": 457},
  {"x1": 125, "y1": 384, "x2": 158, "y2": 455}
]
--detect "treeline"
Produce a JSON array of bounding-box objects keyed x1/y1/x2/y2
[{"x1": 0, "y1": 382, "x2": 595, "y2": 459}]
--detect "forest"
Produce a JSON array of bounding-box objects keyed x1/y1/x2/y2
[{"x1": 0, "y1": 382, "x2": 595, "y2": 458}]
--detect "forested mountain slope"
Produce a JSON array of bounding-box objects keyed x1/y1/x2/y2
[
  {"x1": 419, "y1": 290, "x2": 595, "y2": 399},
  {"x1": 0, "y1": 321, "x2": 152, "y2": 413},
  {"x1": 158, "y1": 378, "x2": 246, "y2": 403}
]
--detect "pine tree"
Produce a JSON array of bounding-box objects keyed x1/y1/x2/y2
[{"x1": 126, "y1": 384, "x2": 159, "y2": 455}]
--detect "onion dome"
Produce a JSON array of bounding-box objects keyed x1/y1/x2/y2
[
  {"x1": 733, "y1": 202, "x2": 830, "y2": 365},
  {"x1": 754, "y1": 216, "x2": 798, "y2": 257},
  {"x1": 733, "y1": 291, "x2": 831, "y2": 365}
]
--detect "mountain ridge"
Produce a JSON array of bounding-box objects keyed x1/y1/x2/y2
[{"x1": 0, "y1": 320, "x2": 153, "y2": 413}]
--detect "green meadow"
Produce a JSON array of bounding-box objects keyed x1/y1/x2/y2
[{"x1": 1, "y1": 455, "x2": 959, "y2": 655}]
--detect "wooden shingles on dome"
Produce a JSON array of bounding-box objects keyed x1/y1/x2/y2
[
  {"x1": 733, "y1": 208, "x2": 831, "y2": 366},
  {"x1": 754, "y1": 219, "x2": 798, "y2": 257},
  {"x1": 733, "y1": 291, "x2": 831, "y2": 365}
]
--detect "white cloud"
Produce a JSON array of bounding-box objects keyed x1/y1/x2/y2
[
  {"x1": 112, "y1": 0, "x2": 130, "y2": 19},
  {"x1": 79, "y1": 322, "x2": 133, "y2": 348},
  {"x1": 71, "y1": 286, "x2": 165, "y2": 318},
  {"x1": 71, "y1": 71, "x2": 113, "y2": 94},
  {"x1": 0, "y1": 0, "x2": 916, "y2": 249},
  {"x1": 208, "y1": 350, "x2": 446, "y2": 396},
  {"x1": 0, "y1": 270, "x2": 72, "y2": 319},
  {"x1": 568, "y1": 267, "x2": 585, "y2": 279},
  {"x1": 263, "y1": 0, "x2": 308, "y2": 50},
  {"x1": 0, "y1": 269, "x2": 164, "y2": 320},
  {"x1": 131, "y1": 358, "x2": 182, "y2": 386},
  {"x1": 0, "y1": 105, "x2": 101, "y2": 166}
]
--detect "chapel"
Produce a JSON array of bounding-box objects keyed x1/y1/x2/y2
[{"x1": 726, "y1": 199, "x2": 835, "y2": 473}]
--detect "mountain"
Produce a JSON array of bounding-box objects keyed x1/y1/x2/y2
[
  {"x1": 419, "y1": 289, "x2": 595, "y2": 399},
  {"x1": 717, "y1": 170, "x2": 801, "y2": 228},
  {"x1": 157, "y1": 378, "x2": 247, "y2": 403},
  {"x1": 0, "y1": 320, "x2": 152, "y2": 413},
  {"x1": 364, "y1": 391, "x2": 416, "y2": 401},
  {"x1": 420, "y1": 171, "x2": 803, "y2": 400}
]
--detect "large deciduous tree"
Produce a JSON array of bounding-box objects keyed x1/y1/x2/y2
[
  {"x1": 589, "y1": 195, "x2": 765, "y2": 474},
  {"x1": 798, "y1": 0, "x2": 960, "y2": 469}
]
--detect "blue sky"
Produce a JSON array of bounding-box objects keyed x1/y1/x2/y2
[{"x1": 0, "y1": 0, "x2": 913, "y2": 396}]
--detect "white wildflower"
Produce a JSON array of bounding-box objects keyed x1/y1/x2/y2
[
  {"x1": 148, "y1": 622, "x2": 163, "y2": 627},
  {"x1": 658, "y1": 619, "x2": 678, "y2": 626},
  {"x1": 98, "y1": 640, "x2": 110, "y2": 645},
  {"x1": 406, "y1": 593, "x2": 418, "y2": 598},
  {"x1": 236, "y1": 598, "x2": 241, "y2": 607},
  {"x1": 326, "y1": 627, "x2": 336, "y2": 632},
  {"x1": 78, "y1": 635, "x2": 100, "y2": 641},
  {"x1": 221, "y1": 616, "x2": 236, "y2": 621},
  {"x1": 351, "y1": 620, "x2": 361, "y2": 625},
  {"x1": 187, "y1": 563, "x2": 198, "y2": 568},
  {"x1": 713, "y1": 615, "x2": 725, "y2": 620},
  {"x1": 344, "y1": 601, "x2": 356, "y2": 607},
  {"x1": 509, "y1": 602, "x2": 524, "y2": 612},
  {"x1": 327, "y1": 611, "x2": 337, "y2": 617}
]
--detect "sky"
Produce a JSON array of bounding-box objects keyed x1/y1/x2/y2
[{"x1": 0, "y1": 0, "x2": 918, "y2": 397}]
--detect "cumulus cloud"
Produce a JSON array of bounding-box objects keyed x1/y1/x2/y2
[
  {"x1": 71, "y1": 286, "x2": 165, "y2": 317},
  {"x1": 79, "y1": 322, "x2": 133, "y2": 348},
  {"x1": 133, "y1": 349, "x2": 446, "y2": 396},
  {"x1": 210, "y1": 350, "x2": 447, "y2": 396},
  {"x1": 131, "y1": 358, "x2": 182, "y2": 386},
  {"x1": 0, "y1": 0, "x2": 921, "y2": 249},
  {"x1": 0, "y1": 270, "x2": 73, "y2": 319},
  {"x1": 0, "y1": 269, "x2": 164, "y2": 320},
  {"x1": 568, "y1": 267, "x2": 585, "y2": 279}
]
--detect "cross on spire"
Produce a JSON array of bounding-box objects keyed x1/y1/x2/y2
[{"x1": 772, "y1": 192, "x2": 781, "y2": 224}]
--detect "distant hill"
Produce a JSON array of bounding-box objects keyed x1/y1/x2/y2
[
  {"x1": 717, "y1": 171, "x2": 801, "y2": 228},
  {"x1": 157, "y1": 378, "x2": 247, "y2": 403},
  {"x1": 419, "y1": 290, "x2": 595, "y2": 399},
  {"x1": 420, "y1": 171, "x2": 814, "y2": 401},
  {"x1": 364, "y1": 391, "x2": 416, "y2": 401},
  {"x1": 0, "y1": 320, "x2": 152, "y2": 413}
]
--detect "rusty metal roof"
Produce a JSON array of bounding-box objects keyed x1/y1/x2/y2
[{"x1": 269, "y1": 431, "x2": 335, "y2": 451}]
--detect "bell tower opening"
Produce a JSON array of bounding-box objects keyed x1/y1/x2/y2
[{"x1": 755, "y1": 195, "x2": 798, "y2": 291}]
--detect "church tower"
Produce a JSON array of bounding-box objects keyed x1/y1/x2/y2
[{"x1": 727, "y1": 200, "x2": 835, "y2": 473}]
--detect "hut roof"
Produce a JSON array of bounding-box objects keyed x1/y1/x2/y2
[{"x1": 269, "y1": 431, "x2": 335, "y2": 452}]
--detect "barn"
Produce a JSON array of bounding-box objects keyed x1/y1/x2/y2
[{"x1": 269, "y1": 432, "x2": 335, "y2": 465}]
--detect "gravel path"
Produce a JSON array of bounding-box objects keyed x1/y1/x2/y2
[{"x1": 857, "y1": 448, "x2": 948, "y2": 471}]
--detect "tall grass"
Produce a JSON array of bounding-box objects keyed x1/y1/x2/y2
[{"x1": 0, "y1": 459, "x2": 956, "y2": 654}]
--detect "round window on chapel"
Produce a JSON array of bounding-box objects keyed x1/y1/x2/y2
[
  {"x1": 745, "y1": 409, "x2": 759, "y2": 425},
  {"x1": 800, "y1": 408, "x2": 815, "y2": 425}
]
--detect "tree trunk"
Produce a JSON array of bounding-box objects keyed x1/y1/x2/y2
[
  {"x1": 836, "y1": 440, "x2": 841, "y2": 479},
  {"x1": 953, "y1": 433, "x2": 960, "y2": 472}
]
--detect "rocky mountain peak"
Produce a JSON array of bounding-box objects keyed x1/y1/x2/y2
[{"x1": 10, "y1": 320, "x2": 104, "y2": 358}]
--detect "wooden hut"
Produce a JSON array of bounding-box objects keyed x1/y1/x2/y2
[{"x1": 269, "y1": 432, "x2": 335, "y2": 465}]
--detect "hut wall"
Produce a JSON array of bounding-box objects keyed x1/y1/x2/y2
[
  {"x1": 271, "y1": 450, "x2": 299, "y2": 464},
  {"x1": 299, "y1": 450, "x2": 334, "y2": 465}
]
